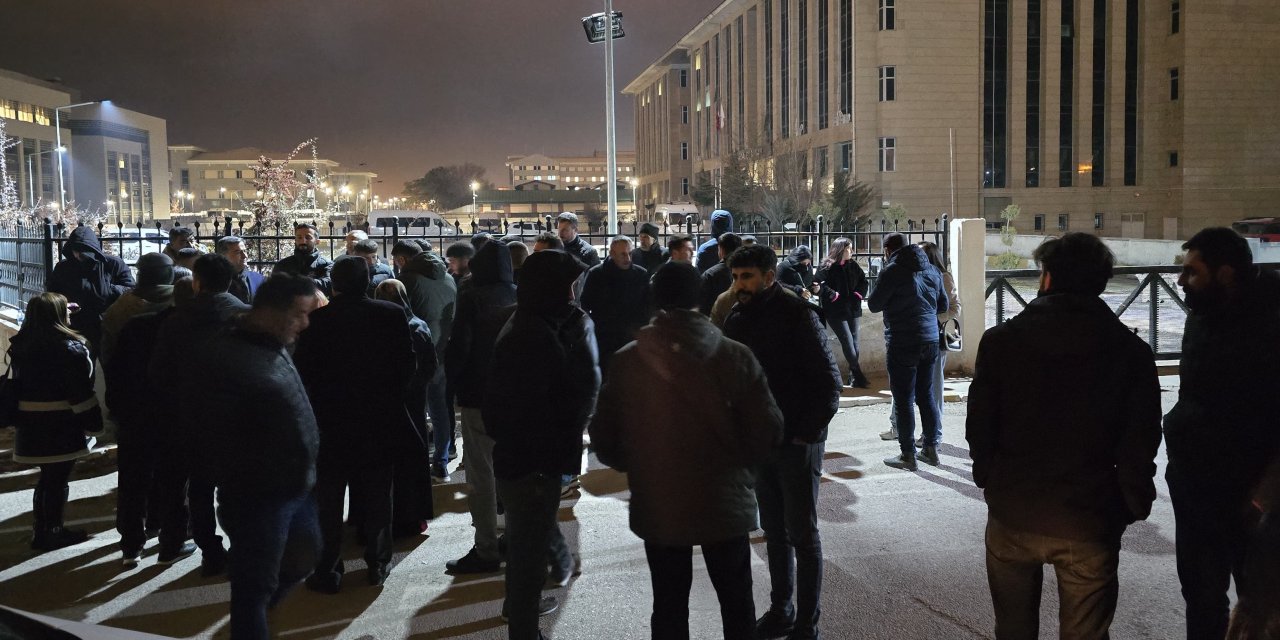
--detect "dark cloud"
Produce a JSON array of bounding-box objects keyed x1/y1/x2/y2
[{"x1": 1, "y1": 0, "x2": 717, "y2": 193}]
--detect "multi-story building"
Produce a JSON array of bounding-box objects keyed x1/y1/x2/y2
[
  {"x1": 626, "y1": 0, "x2": 1280, "y2": 239},
  {"x1": 505, "y1": 151, "x2": 636, "y2": 191},
  {"x1": 168, "y1": 146, "x2": 345, "y2": 215}
]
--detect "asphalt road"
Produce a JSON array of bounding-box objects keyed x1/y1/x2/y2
[{"x1": 0, "y1": 386, "x2": 1190, "y2": 639}]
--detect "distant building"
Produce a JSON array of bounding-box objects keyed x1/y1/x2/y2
[
  {"x1": 622, "y1": 49, "x2": 695, "y2": 212},
  {"x1": 168, "y1": 146, "x2": 374, "y2": 216},
  {"x1": 505, "y1": 151, "x2": 636, "y2": 192},
  {"x1": 441, "y1": 188, "x2": 636, "y2": 233}
]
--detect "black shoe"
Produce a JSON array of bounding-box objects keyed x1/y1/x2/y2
[
  {"x1": 501, "y1": 595, "x2": 558, "y2": 621},
  {"x1": 144, "y1": 526, "x2": 161, "y2": 539},
  {"x1": 121, "y1": 548, "x2": 142, "y2": 569},
  {"x1": 431, "y1": 464, "x2": 451, "y2": 484},
  {"x1": 201, "y1": 549, "x2": 228, "y2": 578},
  {"x1": 546, "y1": 553, "x2": 582, "y2": 588},
  {"x1": 157, "y1": 542, "x2": 198, "y2": 565},
  {"x1": 368, "y1": 562, "x2": 390, "y2": 587},
  {"x1": 756, "y1": 609, "x2": 796, "y2": 639},
  {"x1": 916, "y1": 446, "x2": 940, "y2": 467},
  {"x1": 884, "y1": 453, "x2": 918, "y2": 472},
  {"x1": 445, "y1": 548, "x2": 502, "y2": 575},
  {"x1": 304, "y1": 573, "x2": 341, "y2": 595},
  {"x1": 31, "y1": 526, "x2": 89, "y2": 552},
  {"x1": 914, "y1": 436, "x2": 925, "y2": 448}
]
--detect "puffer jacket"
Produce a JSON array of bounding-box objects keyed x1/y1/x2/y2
[
  {"x1": 815, "y1": 259, "x2": 868, "y2": 320},
  {"x1": 273, "y1": 249, "x2": 334, "y2": 296},
  {"x1": 445, "y1": 241, "x2": 517, "y2": 408},
  {"x1": 7, "y1": 336, "x2": 103, "y2": 463},
  {"x1": 100, "y1": 285, "x2": 174, "y2": 365},
  {"x1": 590, "y1": 309, "x2": 783, "y2": 546},
  {"x1": 48, "y1": 225, "x2": 135, "y2": 349},
  {"x1": 399, "y1": 251, "x2": 458, "y2": 353},
  {"x1": 580, "y1": 258, "x2": 651, "y2": 365},
  {"x1": 866, "y1": 244, "x2": 947, "y2": 345},
  {"x1": 696, "y1": 209, "x2": 734, "y2": 273}
]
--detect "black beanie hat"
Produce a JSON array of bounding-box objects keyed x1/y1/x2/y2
[
  {"x1": 135, "y1": 252, "x2": 174, "y2": 289},
  {"x1": 331, "y1": 255, "x2": 371, "y2": 296},
  {"x1": 651, "y1": 261, "x2": 702, "y2": 311},
  {"x1": 639, "y1": 222, "x2": 661, "y2": 239}
]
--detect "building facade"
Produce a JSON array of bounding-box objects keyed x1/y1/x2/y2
[
  {"x1": 168, "y1": 146, "x2": 346, "y2": 216},
  {"x1": 626, "y1": 0, "x2": 1280, "y2": 239},
  {"x1": 504, "y1": 151, "x2": 636, "y2": 191}
]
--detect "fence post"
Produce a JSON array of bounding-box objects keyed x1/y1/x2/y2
[
  {"x1": 390, "y1": 217, "x2": 400, "y2": 248},
  {"x1": 951, "y1": 218, "x2": 987, "y2": 375},
  {"x1": 815, "y1": 215, "x2": 825, "y2": 255},
  {"x1": 941, "y1": 213, "x2": 951, "y2": 265},
  {"x1": 224, "y1": 216, "x2": 233, "y2": 238},
  {"x1": 42, "y1": 218, "x2": 55, "y2": 285},
  {"x1": 1149, "y1": 275, "x2": 1160, "y2": 355}
]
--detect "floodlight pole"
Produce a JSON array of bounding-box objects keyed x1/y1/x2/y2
[{"x1": 603, "y1": 0, "x2": 619, "y2": 235}]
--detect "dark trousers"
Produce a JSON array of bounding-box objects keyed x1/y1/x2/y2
[
  {"x1": 396, "y1": 384, "x2": 435, "y2": 527},
  {"x1": 644, "y1": 536, "x2": 756, "y2": 640},
  {"x1": 756, "y1": 442, "x2": 824, "y2": 635},
  {"x1": 1167, "y1": 469, "x2": 1251, "y2": 640},
  {"x1": 116, "y1": 430, "x2": 187, "y2": 554},
  {"x1": 827, "y1": 316, "x2": 865, "y2": 384},
  {"x1": 498, "y1": 472, "x2": 571, "y2": 640},
  {"x1": 427, "y1": 368, "x2": 454, "y2": 467},
  {"x1": 217, "y1": 490, "x2": 320, "y2": 640},
  {"x1": 314, "y1": 458, "x2": 394, "y2": 582},
  {"x1": 33, "y1": 461, "x2": 76, "y2": 532},
  {"x1": 886, "y1": 341, "x2": 941, "y2": 452},
  {"x1": 984, "y1": 516, "x2": 1120, "y2": 640}
]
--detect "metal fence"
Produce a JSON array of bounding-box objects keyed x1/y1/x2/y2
[{"x1": 0, "y1": 220, "x2": 55, "y2": 312}]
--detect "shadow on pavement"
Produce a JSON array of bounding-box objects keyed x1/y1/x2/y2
[
  {"x1": 579, "y1": 468, "x2": 628, "y2": 497},
  {"x1": 916, "y1": 467, "x2": 984, "y2": 502},
  {"x1": 0, "y1": 542, "x2": 120, "y2": 611}
]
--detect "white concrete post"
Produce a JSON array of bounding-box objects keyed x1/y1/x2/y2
[{"x1": 949, "y1": 218, "x2": 988, "y2": 375}]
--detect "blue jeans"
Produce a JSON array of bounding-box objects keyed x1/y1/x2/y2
[
  {"x1": 426, "y1": 367, "x2": 454, "y2": 467},
  {"x1": 756, "y1": 442, "x2": 825, "y2": 636},
  {"x1": 217, "y1": 490, "x2": 321, "y2": 640},
  {"x1": 889, "y1": 349, "x2": 947, "y2": 443},
  {"x1": 827, "y1": 316, "x2": 865, "y2": 384},
  {"x1": 886, "y1": 341, "x2": 941, "y2": 453},
  {"x1": 497, "y1": 472, "x2": 572, "y2": 640}
]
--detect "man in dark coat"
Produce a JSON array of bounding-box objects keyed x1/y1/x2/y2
[
  {"x1": 866, "y1": 233, "x2": 948, "y2": 470},
  {"x1": 218, "y1": 236, "x2": 265, "y2": 305},
  {"x1": 294, "y1": 256, "x2": 417, "y2": 593},
  {"x1": 723, "y1": 245, "x2": 842, "y2": 640},
  {"x1": 48, "y1": 224, "x2": 135, "y2": 355},
  {"x1": 484, "y1": 250, "x2": 600, "y2": 637},
  {"x1": 1164, "y1": 227, "x2": 1280, "y2": 639},
  {"x1": 631, "y1": 222, "x2": 668, "y2": 274},
  {"x1": 273, "y1": 223, "x2": 334, "y2": 296},
  {"x1": 580, "y1": 235, "x2": 651, "y2": 374},
  {"x1": 194, "y1": 274, "x2": 322, "y2": 640},
  {"x1": 698, "y1": 232, "x2": 744, "y2": 316},
  {"x1": 696, "y1": 209, "x2": 734, "y2": 273},
  {"x1": 966, "y1": 232, "x2": 1162, "y2": 639},
  {"x1": 590, "y1": 262, "x2": 783, "y2": 639},
  {"x1": 351, "y1": 239, "x2": 394, "y2": 296},
  {"x1": 442, "y1": 241, "x2": 517, "y2": 575},
  {"x1": 776, "y1": 245, "x2": 815, "y2": 298},
  {"x1": 555, "y1": 211, "x2": 601, "y2": 269}
]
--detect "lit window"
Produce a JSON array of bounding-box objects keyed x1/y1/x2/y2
[{"x1": 0, "y1": 100, "x2": 15, "y2": 119}]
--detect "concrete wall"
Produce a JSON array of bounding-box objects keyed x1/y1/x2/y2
[{"x1": 986, "y1": 233, "x2": 1188, "y2": 266}]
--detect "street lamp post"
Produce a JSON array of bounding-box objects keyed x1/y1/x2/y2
[
  {"x1": 582, "y1": 5, "x2": 624, "y2": 235},
  {"x1": 25, "y1": 146, "x2": 65, "y2": 208},
  {"x1": 471, "y1": 181, "x2": 480, "y2": 216},
  {"x1": 629, "y1": 177, "x2": 638, "y2": 222},
  {"x1": 219, "y1": 186, "x2": 226, "y2": 210},
  {"x1": 54, "y1": 100, "x2": 105, "y2": 211}
]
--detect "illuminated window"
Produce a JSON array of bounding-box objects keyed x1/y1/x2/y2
[
  {"x1": 16, "y1": 103, "x2": 33, "y2": 122},
  {"x1": 0, "y1": 100, "x2": 15, "y2": 119}
]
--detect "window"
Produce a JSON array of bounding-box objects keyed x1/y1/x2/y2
[
  {"x1": 1124, "y1": 0, "x2": 1139, "y2": 186},
  {"x1": 764, "y1": 0, "x2": 774, "y2": 138},
  {"x1": 878, "y1": 137, "x2": 896, "y2": 172},
  {"x1": 780, "y1": 0, "x2": 789, "y2": 138},
  {"x1": 681, "y1": 142, "x2": 689, "y2": 160},
  {"x1": 681, "y1": 178, "x2": 690, "y2": 195},
  {"x1": 984, "y1": 0, "x2": 1009, "y2": 188},
  {"x1": 180, "y1": 169, "x2": 190, "y2": 190},
  {"x1": 1094, "y1": 212, "x2": 1105, "y2": 229},
  {"x1": 1171, "y1": 1, "x2": 1180, "y2": 34},
  {"x1": 33, "y1": 107, "x2": 50, "y2": 126},
  {"x1": 1169, "y1": 151, "x2": 1178, "y2": 166},
  {"x1": 1057, "y1": 214, "x2": 1069, "y2": 231},
  {"x1": 0, "y1": 99, "x2": 15, "y2": 119},
  {"x1": 878, "y1": 66, "x2": 896, "y2": 101},
  {"x1": 1091, "y1": 0, "x2": 1106, "y2": 187},
  {"x1": 840, "y1": 0, "x2": 852, "y2": 115},
  {"x1": 1026, "y1": 0, "x2": 1041, "y2": 187},
  {"x1": 815, "y1": 147, "x2": 830, "y2": 178},
  {"x1": 818, "y1": 0, "x2": 829, "y2": 130},
  {"x1": 680, "y1": 69, "x2": 688, "y2": 87},
  {"x1": 682, "y1": 105, "x2": 689, "y2": 124},
  {"x1": 1034, "y1": 214, "x2": 1046, "y2": 231},
  {"x1": 658, "y1": 80, "x2": 663, "y2": 96},
  {"x1": 839, "y1": 142, "x2": 853, "y2": 172},
  {"x1": 879, "y1": 0, "x2": 895, "y2": 30},
  {"x1": 1170, "y1": 68, "x2": 1179, "y2": 100},
  {"x1": 1059, "y1": 0, "x2": 1075, "y2": 187},
  {"x1": 798, "y1": 0, "x2": 808, "y2": 134}
]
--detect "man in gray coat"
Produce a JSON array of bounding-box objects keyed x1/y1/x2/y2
[{"x1": 590, "y1": 262, "x2": 783, "y2": 640}]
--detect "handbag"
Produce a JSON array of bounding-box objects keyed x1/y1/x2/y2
[
  {"x1": 941, "y1": 318, "x2": 963, "y2": 352},
  {"x1": 0, "y1": 353, "x2": 17, "y2": 428}
]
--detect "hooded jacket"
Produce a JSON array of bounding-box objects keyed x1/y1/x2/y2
[
  {"x1": 866, "y1": 244, "x2": 947, "y2": 345},
  {"x1": 100, "y1": 284, "x2": 174, "y2": 365},
  {"x1": 273, "y1": 248, "x2": 334, "y2": 296},
  {"x1": 399, "y1": 251, "x2": 458, "y2": 353},
  {"x1": 631, "y1": 243, "x2": 668, "y2": 275},
  {"x1": 48, "y1": 225, "x2": 135, "y2": 347},
  {"x1": 696, "y1": 209, "x2": 734, "y2": 273},
  {"x1": 966, "y1": 292, "x2": 1163, "y2": 541},
  {"x1": 776, "y1": 246, "x2": 815, "y2": 297},
  {"x1": 590, "y1": 309, "x2": 783, "y2": 545},
  {"x1": 445, "y1": 241, "x2": 517, "y2": 408},
  {"x1": 580, "y1": 258, "x2": 652, "y2": 366}
]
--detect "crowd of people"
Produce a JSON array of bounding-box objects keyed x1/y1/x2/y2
[{"x1": 2, "y1": 211, "x2": 1278, "y2": 639}]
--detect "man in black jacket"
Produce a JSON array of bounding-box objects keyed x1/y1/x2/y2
[
  {"x1": 776, "y1": 245, "x2": 815, "y2": 298},
  {"x1": 631, "y1": 222, "x2": 668, "y2": 273},
  {"x1": 195, "y1": 274, "x2": 322, "y2": 640},
  {"x1": 581, "y1": 235, "x2": 651, "y2": 374},
  {"x1": 484, "y1": 250, "x2": 600, "y2": 638},
  {"x1": 273, "y1": 223, "x2": 334, "y2": 296},
  {"x1": 294, "y1": 256, "x2": 417, "y2": 593},
  {"x1": 1164, "y1": 227, "x2": 1280, "y2": 640},
  {"x1": 442, "y1": 241, "x2": 518, "y2": 575},
  {"x1": 966, "y1": 233, "x2": 1162, "y2": 639},
  {"x1": 48, "y1": 224, "x2": 135, "y2": 356},
  {"x1": 555, "y1": 212, "x2": 600, "y2": 301},
  {"x1": 698, "y1": 232, "x2": 743, "y2": 316},
  {"x1": 723, "y1": 245, "x2": 842, "y2": 640},
  {"x1": 351, "y1": 239, "x2": 394, "y2": 296}
]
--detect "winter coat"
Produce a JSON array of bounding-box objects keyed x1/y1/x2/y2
[
  {"x1": 776, "y1": 248, "x2": 814, "y2": 298},
  {"x1": 293, "y1": 293, "x2": 418, "y2": 464},
  {"x1": 723, "y1": 283, "x2": 842, "y2": 443},
  {"x1": 273, "y1": 249, "x2": 334, "y2": 296},
  {"x1": 814, "y1": 259, "x2": 868, "y2": 320},
  {"x1": 580, "y1": 259, "x2": 652, "y2": 366},
  {"x1": 193, "y1": 323, "x2": 319, "y2": 499},
  {"x1": 100, "y1": 285, "x2": 174, "y2": 365},
  {"x1": 399, "y1": 251, "x2": 457, "y2": 353},
  {"x1": 48, "y1": 225, "x2": 135, "y2": 350},
  {"x1": 631, "y1": 244, "x2": 668, "y2": 275},
  {"x1": 699, "y1": 262, "x2": 732, "y2": 316},
  {"x1": 866, "y1": 244, "x2": 947, "y2": 346},
  {"x1": 966, "y1": 292, "x2": 1163, "y2": 541},
  {"x1": 938, "y1": 271, "x2": 961, "y2": 326},
  {"x1": 228, "y1": 269, "x2": 266, "y2": 306},
  {"x1": 148, "y1": 292, "x2": 250, "y2": 400},
  {"x1": 563, "y1": 234, "x2": 602, "y2": 270},
  {"x1": 104, "y1": 309, "x2": 169, "y2": 441},
  {"x1": 368, "y1": 261, "x2": 395, "y2": 297},
  {"x1": 589, "y1": 309, "x2": 783, "y2": 546},
  {"x1": 445, "y1": 241, "x2": 517, "y2": 409},
  {"x1": 7, "y1": 336, "x2": 103, "y2": 464},
  {"x1": 696, "y1": 209, "x2": 734, "y2": 273},
  {"x1": 484, "y1": 302, "x2": 600, "y2": 480},
  {"x1": 1164, "y1": 269, "x2": 1280, "y2": 497}
]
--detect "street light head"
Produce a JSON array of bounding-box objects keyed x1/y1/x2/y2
[
  {"x1": 470, "y1": 181, "x2": 480, "y2": 192},
  {"x1": 55, "y1": 146, "x2": 66, "y2": 153}
]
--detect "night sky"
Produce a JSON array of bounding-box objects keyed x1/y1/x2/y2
[{"x1": 0, "y1": 0, "x2": 718, "y2": 196}]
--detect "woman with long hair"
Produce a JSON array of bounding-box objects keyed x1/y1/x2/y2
[
  {"x1": 813, "y1": 237, "x2": 870, "y2": 387},
  {"x1": 6, "y1": 292, "x2": 104, "y2": 551}
]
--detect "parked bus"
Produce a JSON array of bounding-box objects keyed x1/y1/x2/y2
[{"x1": 1231, "y1": 217, "x2": 1280, "y2": 242}]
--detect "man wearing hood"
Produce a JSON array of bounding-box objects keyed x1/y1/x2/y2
[
  {"x1": 390, "y1": 239, "x2": 458, "y2": 480},
  {"x1": 590, "y1": 262, "x2": 783, "y2": 639},
  {"x1": 581, "y1": 235, "x2": 651, "y2": 374},
  {"x1": 631, "y1": 222, "x2": 668, "y2": 274},
  {"x1": 777, "y1": 245, "x2": 815, "y2": 299},
  {"x1": 696, "y1": 209, "x2": 735, "y2": 273},
  {"x1": 48, "y1": 224, "x2": 135, "y2": 355},
  {"x1": 294, "y1": 256, "x2": 417, "y2": 593},
  {"x1": 867, "y1": 233, "x2": 948, "y2": 471},
  {"x1": 101, "y1": 253, "x2": 175, "y2": 365},
  {"x1": 442, "y1": 241, "x2": 517, "y2": 575},
  {"x1": 484, "y1": 250, "x2": 600, "y2": 637},
  {"x1": 273, "y1": 223, "x2": 334, "y2": 296}
]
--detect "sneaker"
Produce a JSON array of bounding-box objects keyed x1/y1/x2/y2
[
  {"x1": 445, "y1": 548, "x2": 502, "y2": 575},
  {"x1": 121, "y1": 550, "x2": 142, "y2": 568},
  {"x1": 431, "y1": 464, "x2": 451, "y2": 484},
  {"x1": 914, "y1": 436, "x2": 925, "y2": 448},
  {"x1": 157, "y1": 542, "x2": 197, "y2": 565},
  {"x1": 879, "y1": 427, "x2": 898, "y2": 441},
  {"x1": 756, "y1": 609, "x2": 796, "y2": 639},
  {"x1": 546, "y1": 553, "x2": 582, "y2": 588},
  {"x1": 501, "y1": 595, "x2": 558, "y2": 622},
  {"x1": 304, "y1": 573, "x2": 341, "y2": 595},
  {"x1": 31, "y1": 527, "x2": 89, "y2": 552},
  {"x1": 560, "y1": 476, "x2": 580, "y2": 499},
  {"x1": 884, "y1": 452, "x2": 918, "y2": 472},
  {"x1": 916, "y1": 446, "x2": 940, "y2": 467}
]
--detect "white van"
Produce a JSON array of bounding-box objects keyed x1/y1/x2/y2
[{"x1": 369, "y1": 211, "x2": 457, "y2": 236}]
